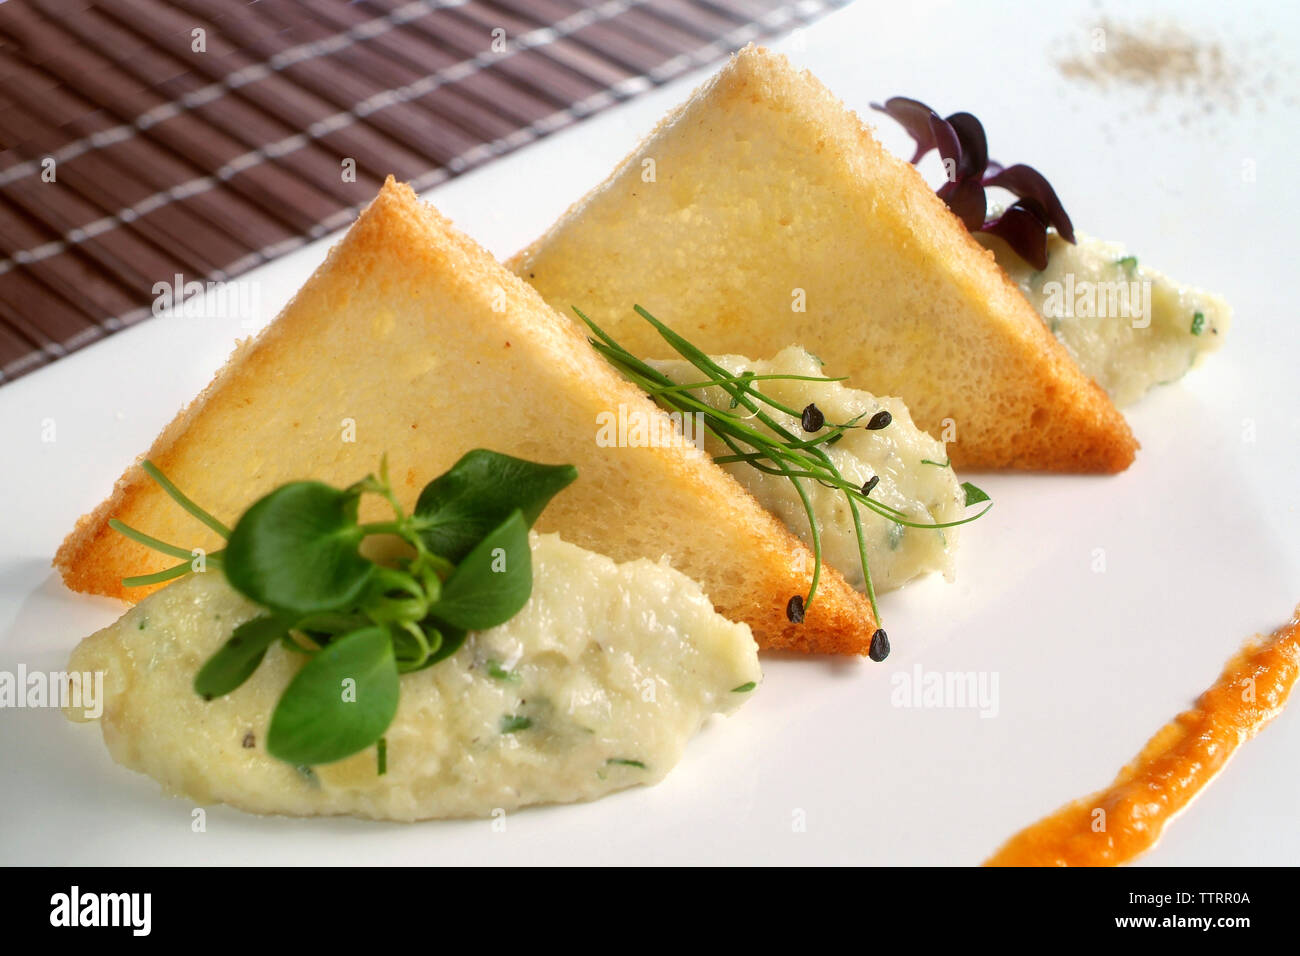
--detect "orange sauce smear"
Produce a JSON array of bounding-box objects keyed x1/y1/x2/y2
[{"x1": 986, "y1": 606, "x2": 1300, "y2": 867}]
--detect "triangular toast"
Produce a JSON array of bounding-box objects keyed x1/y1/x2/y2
[
  {"x1": 508, "y1": 46, "x2": 1137, "y2": 473},
  {"x1": 55, "y1": 179, "x2": 875, "y2": 655}
]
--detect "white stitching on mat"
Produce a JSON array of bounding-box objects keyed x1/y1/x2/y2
[
  {"x1": 0, "y1": 0, "x2": 656, "y2": 277},
  {"x1": 0, "y1": 0, "x2": 471, "y2": 189}
]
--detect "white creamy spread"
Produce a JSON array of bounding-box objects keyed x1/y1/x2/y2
[
  {"x1": 651, "y1": 347, "x2": 964, "y2": 593},
  {"x1": 985, "y1": 231, "x2": 1230, "y2": 407},
  {"x1": 64, "y1": 533, "x2": 760, "y2": 821}
]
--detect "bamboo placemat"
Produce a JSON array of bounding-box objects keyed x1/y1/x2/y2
[{"x1": 0, "y1": 0, "x2": 849, "y2": 384}]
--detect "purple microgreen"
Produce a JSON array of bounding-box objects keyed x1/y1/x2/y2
[
  {"x1": 931, "y1": 114, "x2": 963, "y2": 177},
  {"x1": 937, "y1": 178, "x2": 987, "y2": 232},
  {"x1": 872, "y1": 95, "x2": 1076, "y2": 267},
  {"x1": 981, "y1": 199, "x2": 1052, "y2": 271},
  {"x1": 981, "y1": 164, "x2": 1075, "y2": 243},
  {"x1": 945, "y1": 112, "x2": 988, "y2": 181},
  {"x1": 870, "y1": 96, "x2": 942, "y2": 163}
]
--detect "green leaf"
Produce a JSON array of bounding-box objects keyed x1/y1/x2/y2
[
  {"x1": 429, "y1": 510, "x2": 532, "y2": 631},
  {"x1": 224, "y1": 482, "x2": 375, "y2": 618},
  {"x1": 962, "y1": 481, "x2": 991, "y2": 507},
  {"x1": 731, "y1": 681, "x2": 757, "y2": 693},
  {"x1": 194, "y1": 615, "x2": 287, "y2": 699},
  {"x1": 267, "y1": 626, "x2": 399, "y2": 766},
  {"x1": 414, "y1": 450, "x2": 577, "y2": 562},
  {"x1": 295, "y1": 610, "x2": 371, "y2": 638}
]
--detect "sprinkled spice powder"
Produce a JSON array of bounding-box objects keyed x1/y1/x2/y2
[
  {"x1": 1061, "y1": 20, "x2": 1231, "y2": 89},
  {"x1": 1053, "y1": 18, "x2": 1280, "y2": 123}
]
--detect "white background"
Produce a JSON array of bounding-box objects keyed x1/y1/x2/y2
[{"x1": 2, "y1": 0, "x2": 1297, "y2": 864}]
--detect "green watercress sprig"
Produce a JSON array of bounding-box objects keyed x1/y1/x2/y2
[{"x1": 112, "y1": 450, "x2": 577, "y2": 770}]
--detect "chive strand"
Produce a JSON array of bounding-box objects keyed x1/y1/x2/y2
[
  {"x1": 121, "y1": 562, "x2": 197, "y2": 588},
  {"x1": 847, "y1": 495, "x2": 881, "y2": 624},
  {"x1": 717, "y1": 432, "x2": 823, "y2": 611},
  {"x1": 141, "y1": 460, "x2": 232, "y2": 539},
  {"x1": 648, "y1": 372, "x2": 847, "y2": 396},
  {"x1": 108, "y1": 518, "x2": 198, "y2": 561}
]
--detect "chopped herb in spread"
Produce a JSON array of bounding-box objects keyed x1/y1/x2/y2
[
  {"x1": 888, "y1": 524, "x2": 905, "y2": 550},
  {"x1": 987, "y1": 231, "x2": 1232, "y2": 406},
  {"x1": 731, "y1": 681, "x2": 757, "y2": 693},
  {"x1": 606, "y1": 758, "x2": 646, "y2": 769},
  {"x1": 486, "y1": 659, "x2": 520, "y2": 682},
  {"x1": 500, "y1": 715, "x2": 532, "y2": 734}
]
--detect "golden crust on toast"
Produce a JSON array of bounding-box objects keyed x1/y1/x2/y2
[
  {"x1": 508, "y1": 45, "x2": 1137, "y2": 473},
  {"x1": 55, "y1": 179, "x2": 877, "y2": 655}
]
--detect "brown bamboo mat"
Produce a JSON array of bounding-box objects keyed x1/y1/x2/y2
[{"x1": 0, "y1": 0, "x2": 849, "y2": 385}]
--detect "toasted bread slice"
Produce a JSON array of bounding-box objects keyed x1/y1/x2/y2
[
  {"x1": 55, "y1": 179, "x2": 876, "y2": 655},
  {"x1": 508, "y1": 46, "x2": 1137, "y2": 472}
]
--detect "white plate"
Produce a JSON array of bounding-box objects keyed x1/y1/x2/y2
[{"x1": 2, "y1": 0, "x2": 1297, "y2": 865}]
